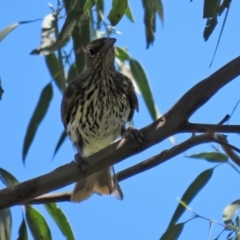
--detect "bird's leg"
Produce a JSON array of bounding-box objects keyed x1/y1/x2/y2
[
  {"x1": 74, "y1": 153, "x2": 88, "y2": 172},
  {"x1": 122, "y1": 126, "x2": 144, "y2": 143}
]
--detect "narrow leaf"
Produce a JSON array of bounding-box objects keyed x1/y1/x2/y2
[
  {"x1": 0, "y1": 208, "x2": 12, "y2": 240},
  {"x1": 0, "y1": 23, "x2": 19, "y2": 42},
  {"x1": 223, "y1": 200, "x2": 240, "y2": 225},
  {"x1": 125, "y1": 4, "x2": 135, "y2": 22},
  {"x1": 204, "y1": 17, "x2": 218, "y2": 41},
  {"x1": 209, "y1": 1, "x2": 231, "y2": 67},
  {"x1": 83, "y1": 0, "x2": 97, "y2": 13},
  {"x1": 203, "y1": 0, "x2": 220, "y2": 18},
  {"x1": 160, "y1": 223, "x2": 184, "y2": 240},
  {"x1": 130, "y1": 58, "x2": 158, "y2": 120},
  {"x1": 169, "y1": 168, "x2": 213, "y2": 227},
  {"x1": 218, "y1": 0, "x2": 231, "y2": 16},
  {"x1": 52, "y1": 131, "x2": 67, "y2": 158},
  {"x1": 142, "y1": 0, "x2": 156, "y2": 48},
  {"x1": 96, "y1": 0, "x2": 104, "y2": 28},
  {"x1": 0, "y1": 19, "x2": 41, "y2": 43},
  {"x1": 186, "y1": 152, "x2": 228, "y2": 162},
  {"x1": 17, "y1": 219, "x2": 28, "y2": 240},
  {"x1": 45, "y1": 53, "x2": 65, "y2": 92},
  {"x1": 23, "y1": 83, "x2": 53, "y2": 162},
  {"x1": 67, "y1": 63, "x2": 78, "y2": 84},
  {"x1": 25, "y1": 206, "x2": 52, "y2": 240},
  {"x1": 107, "y1": 0, "x2": 128, "y2": 26},
  {"x1": 156, "y1": 0, "x2": 164, "y2": 23},
  {"x1": 115, "y1": 47, "x2": 130, "y2": 61},
  {"x1": 45, "y1": 203, "x2": 74, "y2": 240},
  {"x1": 0, "y1": 168, "x2": 19, "y2": 186},
  {"x1": 55, "y1": 0, "x2": 87, "y2": 48}
]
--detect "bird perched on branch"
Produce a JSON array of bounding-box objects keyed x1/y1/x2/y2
[{"x1": 61, "y1": 37, "x2": 141, "y2": 202}]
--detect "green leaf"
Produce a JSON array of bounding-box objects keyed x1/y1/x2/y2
[
  {"x1": 96, "y1": 0, "x2": 104, "y2": 28},
  {"x1": 0, "y1": 19, "x2": 41, "y2": 43},
  {"x1": 203, "y1": 0, "x2": 220, "y2": 18},
  {"x1": 83, "y1": 0, "x2": 97, "y2": 13},
  {"x1": 55, "y1": 0, "x2": 87, "y2": 48},
  {"x1": 160, "y1": 223, "x2": 184, "y2": 240},
  {"x1": 52, "y1": 131, "x2": 67, "y2": 158},
  {"x1": 115, "y1": 47, "x2": 130, "y2": 61},
  {"x1": 17, "y1": 219, "x2": 28, "y2": 240},
  {"x1": 218, "y1": 0, "x2": 231, "y2": 16},
  {"x1": 129, "y1": 58, "x2": 158, "y2": 120},
  {"x1": 169, "y1": 168, "x2": 213, "y2": 227},
  {"x1": 0, "y1": 208, "x2": 12, "y2": 240},
  {"x1": 0, "y1": 23, "x2": 18, "y2": 43},
  {"x1": 107, "y1": 0, "x2": 128, "y2": 26},
  {"x1": 25, "y1": 206, "x2": 52, "y2": 240},
  {"x1": 45, "y1": 203, "x2": 74, "y2": 240},
  {"x1": 142, "y1": 0, "x2": 156, "y2": 48},
  {"x1": 125, "y1": 4, "x2": 135, "y2": 22},
  {"x1": 223, "y1": 199, "x2": 240, "y2": 225},
  {"x1": 204, "y1": 17, "x2": 218, "y2": 41},
  {"x1": 141, "y1": 0, "x2": 164, "y2": 48},
  {"x1": 0, "y1": 168, "x2": 19, "y2": 187},
  {"x1": 156, "y1": 0, "x2": 164, "y2": 23},
  {"x1": 23, "y1": 83, "x2": 53, "y2": 162},
  {"x1": 209, "y1": 2, "x2": 231, "y2": 67},
  {"x1": 67, "y1": 63, "x2": 78, "y2": 84},
  {"x1": 45, "y1": 53, "x2": 65, "y2": 92},
  {"x1": 186, "y1": 152, "x2": 228, "y2": 162}
]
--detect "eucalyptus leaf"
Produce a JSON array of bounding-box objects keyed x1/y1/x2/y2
[
  {"x1": 107, "y1": 0, "x2": 128, "y2": 26},
  {"x1": 45, "y1": 53, "x2": 65, "y2": 92},
  {"x1": 0, "y1": 208, "x2": 12, "y2": 240},
  {"x1": 0, "y1": 168, "x2": 19, "y2": 186},
  {"x1": 0, "y1": 19, "x2": 41, "y2": 43},
  {"x1": 169, "y1": 169, "x2": 213, "y2": 227},
  {"x1": 130, "y1": 58, "x2": 158, "y2": 120},
  {"x1": 45, "y1": 203, "x2": 74, "y2": 240},
  {"x1": 23, "y1": 83, "x2": 53, "y2": 162},
  {"x1": 55, "y1": 0, "x2": 87, "y2": 47},
  {"x1": 25, "y1": 206, "x2": 52, "y2": 240},
  {"x1": 17, "y1": 219, "x2": 28, "y2": 240},
  {"x1": 160, "y1": 223, "x2": 184, "y2": 240},
  {"x1": 186, "y1": 152, "x2": 228, "y2": 162},
  {"x1": 125, "y1": 4, "x2": 135, "y2": 22},
  {"x1": 52, "y1": 131, "x2": 67, "y2": 158}
]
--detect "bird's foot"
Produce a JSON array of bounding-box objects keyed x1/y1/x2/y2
[
  {"x1": 123, "y1": 127, "x2": 143, "y2": 143},
  {"x1": 74, "y1": 153, "x2": 88, "y2": 172}
]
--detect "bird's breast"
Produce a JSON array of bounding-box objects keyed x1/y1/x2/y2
[{"x1": 67, "y1": 79, "x2": 130, "y2": 156}]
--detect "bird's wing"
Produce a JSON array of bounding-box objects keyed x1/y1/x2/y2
[
  {"x1": 61, "y1": 70, "x2": 90, "y2": 129},
  {"x1": 116, "y1": 73, "x2": 139, "y2": 121}
]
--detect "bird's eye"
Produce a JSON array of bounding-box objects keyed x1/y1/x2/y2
[{"x1": 88, "y1": 48, "x2": 96, "y2": 57}]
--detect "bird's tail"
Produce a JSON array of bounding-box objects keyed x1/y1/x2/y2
[{"x1": 71, "y1": 167, "x2": 123, "y2": 203}]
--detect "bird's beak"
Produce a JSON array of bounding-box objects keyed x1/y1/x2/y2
[{"x1": 101, "y1": 38, "x2": 116, "y2": 53}]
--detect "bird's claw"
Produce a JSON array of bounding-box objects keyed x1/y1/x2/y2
[
  {"x1": 123, "y1": 127, "x2": 143, "y2": 143},
  {"x1": 74, "y1": 153, "x2": 88, "y2": 172}
]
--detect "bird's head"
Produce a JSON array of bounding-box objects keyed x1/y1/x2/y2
[{"x1": 84, "y1": 37, "x2": 116, "y2": 69}]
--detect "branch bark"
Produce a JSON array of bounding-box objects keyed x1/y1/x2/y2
[{"x1": 1, "y1": 56, "x2": 240, "y2": 210}]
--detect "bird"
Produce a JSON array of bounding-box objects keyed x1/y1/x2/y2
[{"x1": 61, "y1": 37, "x2": 140, "y2": 202}]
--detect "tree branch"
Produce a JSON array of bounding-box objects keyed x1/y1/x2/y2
[
  {"x1": 185, "y1": 123, "x2": 240, "y2": 134},
  {"x1": 24, "y1": 133, "x2": 217, "y2": 205},
  {"x1": 1, "y1": 56, "x2": 240, "y2": 210}
]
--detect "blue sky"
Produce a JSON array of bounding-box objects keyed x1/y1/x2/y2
[{"x1": 1, "y1": 1, "x2": 240, "y2": 239}]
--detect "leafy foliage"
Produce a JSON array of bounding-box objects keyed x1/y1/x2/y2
[{"x1": 0, "y1": 0, "x2": 239, "y2": 239}]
